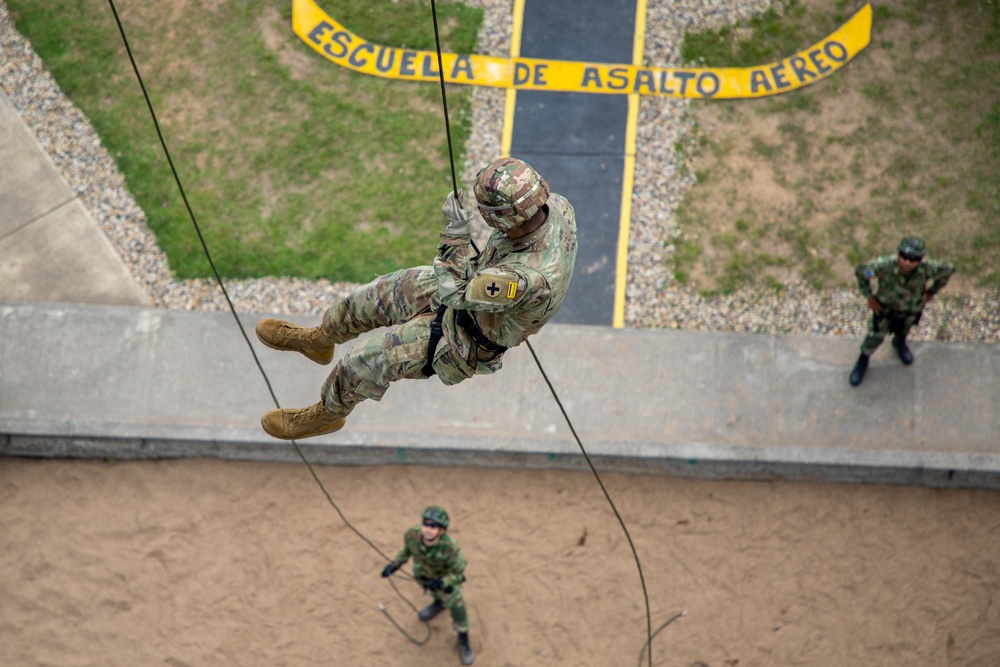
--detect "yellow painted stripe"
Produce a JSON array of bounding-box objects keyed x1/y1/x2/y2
[
  {"x1": 501, "y1": 88, "x2": 517, "y2": 156},
  {"x1": 510, "y1": 0, "x2": 526, "y2": 58},
  {"x1": 613, "y1": 0, "x2": 647, "y2": 329},
  {"x1": 502, "y1": 0, "x2": 527, "y2": 155},
  {"x1": 632, "y1": 0, "x2": 648, "y2": 66}
]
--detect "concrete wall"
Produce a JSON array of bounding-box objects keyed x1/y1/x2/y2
[{"x1": 3, "y1": 302, "x2": 998, "y2": 489}]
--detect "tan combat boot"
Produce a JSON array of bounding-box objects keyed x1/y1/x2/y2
[
  {"x1": 255, "y1": 318, "x2": 335, "y2": 365},
  {"x1": 261, "y1": 401, "x2": 346, "y2": 440}
]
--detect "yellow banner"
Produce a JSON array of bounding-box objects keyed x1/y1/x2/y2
[{"x1": 292, "y1": 0, "x2": 871, "y2": 99}]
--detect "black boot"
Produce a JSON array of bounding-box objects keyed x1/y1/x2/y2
[
  {"x1": 457, "y1": 631, "x2": 475, "y2": 665},
  {"x1": 849, "y1": 353, "x2": 869, "y2": 386},
  {"x1": 892, "y1": 335, "x2": 913, "y2": 365},
  {"x1": 418, "y1": 599, "x2": 444, "y2": 621}
]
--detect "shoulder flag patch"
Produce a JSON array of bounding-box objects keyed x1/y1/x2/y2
[{"x1": 469, "y1": 274, "x2": 518, "y2": 302}]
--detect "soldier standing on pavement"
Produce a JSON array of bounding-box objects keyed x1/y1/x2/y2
[
  {"x1": 381, "y1": 506, "x2": 474, "y2": 665},
  {"x1": 849, "y1": 236, "x2": 955, "y2": 386},
  {"x1": 253, "y1": 157, "x2": 578, "y2": 439}
]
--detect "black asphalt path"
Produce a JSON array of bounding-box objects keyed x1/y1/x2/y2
[{"x1": 511, "y1": 0, "x2": 637, "y2": 326}]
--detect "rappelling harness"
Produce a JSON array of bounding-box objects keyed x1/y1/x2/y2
[{"x1": 422, "y1": 305, "x2": 508, "y2": 377}]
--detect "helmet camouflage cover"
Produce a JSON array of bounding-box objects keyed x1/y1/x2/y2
[
  {"x1": 421, "y1": 505, "x2": 450, "y2": 528},
  {"x1": 897, "y1": 236, "x2": 926, "y2": 258},
  {"x1": 474, "y1": 157, "x2": 550, "y2": 231}
]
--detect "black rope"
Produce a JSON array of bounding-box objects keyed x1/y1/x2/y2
[
  {"x1": 378, "y1": 577, "x2": 433, "y2": 646},
  {"x1": 526, "y1": 341, "x2": 655, "y2": 667},
  {"x1": 104, "y1": 0, "x2": 400, "y2": 569},
  {"x1": 636, "y1": 611, "x2": 687, "y2": 667},
  {"x1": 429, "y1": 0, "x2": 460, "y2": 196}
]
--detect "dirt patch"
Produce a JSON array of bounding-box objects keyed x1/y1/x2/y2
[
  {"x1": 258, "y1": 5, "x2": 320, "y2": 83},
  {"x1": 3, "y1": 457, "x2": 999, "y2": 666}
]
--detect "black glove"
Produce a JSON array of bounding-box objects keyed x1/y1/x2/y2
[
  {"x1": 381, "y1": 562, "x2": 400, "y2": 578},
  {"x1": 424, "y1": 577, "x2": 445, "y2": 591}
]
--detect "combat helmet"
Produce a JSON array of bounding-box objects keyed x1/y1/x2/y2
[
  {"x1": 474, "y1": 157, "x2": 550, "y2": 231},
  {"x1": 421, "y1": 505, "x2": 450, "y2": 529},
  {"x1": 897, "y1": 236, "x2": 926, "y2": 259}
]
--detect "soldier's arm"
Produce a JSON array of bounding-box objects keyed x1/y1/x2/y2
[
  {"x1": 441, "y1": 545, "x2": 467, "y2": 589},
  {"x1": 435, "y1": 262, "x2": 549, "y2": 314},
  {"x1": 926, "y1": 259, "x2": 956, "y2": 295},
  {"x1": 392, "y1": 527, "x2": 419, "y2": 567},
  {"x1": 855, "y1": 260, "x2": 877, "y2": 297},
  {"x1": 434, "y1": 223, "x2": 478, "y2": 284},
  {"x1": 434, "y1": 187, "x2": 491, "y2": 291}
]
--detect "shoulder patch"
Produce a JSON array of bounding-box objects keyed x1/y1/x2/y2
[
  {"x1": 469, "y1": 273, "x2": 519, "y2": 302},
  {"x1": 864, "y1": 268, "x2": 874, "y2": 279}
]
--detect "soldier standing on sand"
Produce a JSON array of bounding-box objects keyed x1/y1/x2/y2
[
  {"x1": 381, "y1": 506, "x2": 474, "y2": 665},
  {"x1": 849, "y1": 236, "x2": 955, "y2": 386}
]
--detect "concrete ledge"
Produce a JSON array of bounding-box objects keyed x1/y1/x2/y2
[
  {"x1": 2, "y1": 301, "x2": 998, "y2": 489},
  {"x1": 0, "y1": 200, "x2": 151, "y2": 306},
  {"x1": 0, "y1": 91, "x2": 149, "y2": 307},
  {"x1": 0, "y1": 90, "x2": 74, "y2": 234}
]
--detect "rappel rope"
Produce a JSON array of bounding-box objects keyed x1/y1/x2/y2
[
  {"x1": 106, "y1": 0, "x2": 671, "y2": 662},
  {"x1": 104, "y1": 0, "x2": 431, "y2": 639},
  {"x1": 425, "y1": 2, "x2": 656, "y2": 665},
  {"x1": 379, "y1": 577, "x2": 433, "y2": 645}
]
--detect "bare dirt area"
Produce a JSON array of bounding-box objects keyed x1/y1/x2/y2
[{"x1": 3, "y1": 457, "x2": 999, "y2": 666}]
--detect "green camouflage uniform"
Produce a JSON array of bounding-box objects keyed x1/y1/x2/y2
[
  {"x1": 855, "y1": 254, "x2": 954, "y2": 355},
  {"x1": 319, "y1": 193, "x2": 577, "y2": 419},
  {"x1": 391, "y1": 526, "x2": 469, "y2": 632}
]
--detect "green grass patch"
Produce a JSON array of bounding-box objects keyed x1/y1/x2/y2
[
  {"x1": 675, "y1": 0, "x2": 1000, "y2": 293},
  {"x1": 7, "y1": 0, "x2": 482, "y2": 281},
  {"x1": 668, "y1": 236, "x2": 703, "y2": 285},
  {"x1": 682, "y1": 2, "x2": 810, "y2": 67}
]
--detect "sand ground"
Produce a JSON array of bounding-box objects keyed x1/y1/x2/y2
[{"x1": 2, "y1": 457, "x2": 999, "y2": 667}]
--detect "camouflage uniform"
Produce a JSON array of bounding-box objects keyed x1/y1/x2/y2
[
  {"x1": 391, "y1": 526, "x2": 469, "y2": 632},
  {"x1": 318, "y1": 193, "x2": 577, "y2": 419},
  {"x1": 855, "y1": 254, "x2": 954, "y2": 355}
]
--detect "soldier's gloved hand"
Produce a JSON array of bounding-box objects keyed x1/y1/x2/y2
[
  {"x1": 441, "y1": 190, "x2": 473, "y2": 236},
  {"x1": 423, "y1": 577, "x2": 445, "y2": 591},
  {"x1": 381, "y1": 562, "x2": 400, "y2": 578}
]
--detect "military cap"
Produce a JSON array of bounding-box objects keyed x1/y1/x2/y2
[
  {"x1": 421, "y1": 505, "x2": 450, "y2": 528},
  {"x1": 897, "y1": 236, "x2": 926, "y2": 258}
]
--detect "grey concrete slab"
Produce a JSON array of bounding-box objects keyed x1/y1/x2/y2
[
  {"x1": 512, "y1": 150, "x2": 623, "y2": 326},
  {"x1": 0, "y1": 89, "x2": 148, "y2": 307},
  {"x1": 511, "y1": 92, "x2": 629, "y2": 155},
  {"x1": 510, "y1": 91, "x2": 629, "y2": 326},
  {"x1": 772, "y1": 335, "x2": 913, "y2": 450},
  {"x1": 2, "y1": 302, "x2": 998, "y2": 489},
  {"x1": 520, "y1": 0, "x2": 636, "y2": 63},
  {"x1": 0, "y1": 90, "x2": 74, "y2": 238},
  {"x1": 510, "y1": 0, "x2": 638, "y2": 326},
  {"x1": 0, "y1": 200, "x2": 150, "y2": 306},
  {"x1": 511, "y1": 91, "x2": 628, "y2": 327},
  {"x1": 0, "y1": 302, "x2": 575, "y2": 453},
  {"x1": 914, "y1": 341, "x2": 1000, "y2": 452}
]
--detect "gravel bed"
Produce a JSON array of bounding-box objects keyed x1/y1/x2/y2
[{"x1": 1, "y1": 0, "x2": 996, "y2": 342}]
